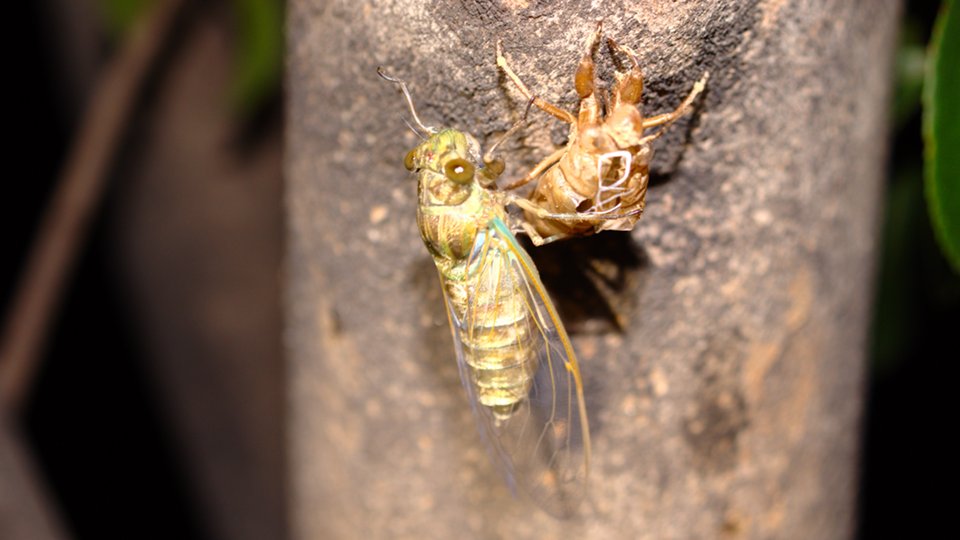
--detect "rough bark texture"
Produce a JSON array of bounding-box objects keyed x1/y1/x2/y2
[{"x1": 286, "y1": 1, "x2": 898, "y2": 538}]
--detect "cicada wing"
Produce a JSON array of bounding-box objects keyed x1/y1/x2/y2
[{"x1": 441, "y1": 217, "x2": 590, "y2": 517}]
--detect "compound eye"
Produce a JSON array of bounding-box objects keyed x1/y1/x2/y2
[
  {"x1": 403, "y1": 149, "x2": 417, "y2": 171},
  {"x1": 443, "y1": 158, "x2": 474, "y2": 184}
]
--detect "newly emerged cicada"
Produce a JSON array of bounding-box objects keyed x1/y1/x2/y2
[
  {"x1": 379, "y1": 67, "x2": 590, "y2": 516},
  {"x1": 497, "y1": 22, "x2": 709, "y2": 245}
]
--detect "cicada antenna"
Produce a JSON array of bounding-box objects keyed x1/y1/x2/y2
[
  {"x1": 377, "y1": 66, "x2": 437, "y2": 136},
  {"x1": 401, "y1": 117, "x2": 426, "y2": 141}
]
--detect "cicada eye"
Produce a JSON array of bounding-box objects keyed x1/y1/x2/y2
[
  {"x1": 444, "y1": 158, "x2": 474, "y2": 184},
  {"x1": 403, "y1": 149, "x2": 417, "y2": 171}
]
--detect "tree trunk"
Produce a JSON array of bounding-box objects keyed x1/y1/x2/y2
[{"x1": 285, "y1": 1, "x2": 898, "y2": 538}]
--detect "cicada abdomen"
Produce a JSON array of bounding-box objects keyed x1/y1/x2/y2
[
  {"x1": 442, "y1": 217, "x2": 590, "y2": 515},
  {"x1": 445, "y1": 238, "x2": 540, "y2": 421}
]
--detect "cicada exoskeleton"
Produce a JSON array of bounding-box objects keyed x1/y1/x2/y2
[{"x1": 497, "y1": 22, "x2": 708, "y2": 245}]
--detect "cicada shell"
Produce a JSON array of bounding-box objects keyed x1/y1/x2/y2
[
  {"x1": 497, "y1": 22, "x2": 708, "y2": 245},
  {"x1": 380, "y1": 69, "x2": 591, "y2": 516}
]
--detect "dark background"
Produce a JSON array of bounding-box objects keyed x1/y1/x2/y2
[{"x1": 6, "y1": 3, "x2": 207, "y2": 538}]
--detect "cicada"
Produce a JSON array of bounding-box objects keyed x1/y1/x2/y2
[
  {"x1": 379, "y1": 67, "x2": 590, "y2": 516},
  {"x1": 497, "y1": 22, "x2": 709, "y2": 245}
]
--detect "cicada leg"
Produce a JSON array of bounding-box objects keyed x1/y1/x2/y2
[
  {"x1": 573, "y1": 21, "x2": 604, "y2": 100},
  {"x1": 506, "y1": 194, "x2": 642, "y2": 245},
  {"x1": 496, "y1": 41, "x2": 576, "y2": 125},
  {"x1": 501, "y1": 147, "x2": 566, "y2": 191},
  {"x1": 640, "y1": 71, "x2": 710, "y2": 135},
  {"x1": 498, "y1": 22, "x2": 604, "y2": 192},
  {"x1": 516, "y1": 220, "x2": 565, "y2": 246},
  {"x1": 605, "y1": 39, "x2": 644, "y2": 111}
]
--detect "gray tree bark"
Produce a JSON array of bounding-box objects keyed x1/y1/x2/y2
[{"x1": 286, "y1": 1, "x2": 898, "y2": 538}]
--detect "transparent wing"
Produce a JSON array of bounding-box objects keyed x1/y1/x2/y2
[{"x1": 439, "y1": 217, "x2": 590, "y2": 517}]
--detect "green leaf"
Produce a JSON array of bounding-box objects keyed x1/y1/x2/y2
[
  {"x1": 924, "y1": 0, "x2": 960, "y2": 274},
  {"x1": 97, "y1": 0, "x2": 154, "y2": 39},
  {"x1": 230, "y1": 0, "x2": 283, "y2": 115}
]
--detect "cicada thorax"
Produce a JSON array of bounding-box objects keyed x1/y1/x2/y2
[{"x1": 416, "y1": 180, "x2": 483, "y2": 260}]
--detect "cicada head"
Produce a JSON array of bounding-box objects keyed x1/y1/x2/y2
[{"x1": 408, "y1": 129, "x2": 485, "y2": 207}]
